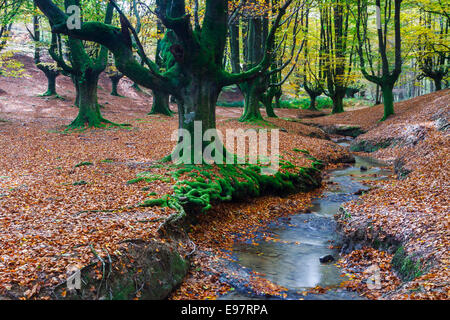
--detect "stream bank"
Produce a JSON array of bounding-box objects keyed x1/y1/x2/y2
[
  {"x1": 168, "y1": 136, "x2": 396, "y2": 300},
  {"x1": 215, "y1": 154, "x2": 393, "y2": 300}
]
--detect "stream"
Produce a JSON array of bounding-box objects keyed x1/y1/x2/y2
[{"x1": 218, "y1": 152, "x2": 392, "y2": 300}]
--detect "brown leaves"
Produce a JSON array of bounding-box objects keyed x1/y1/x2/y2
[
  {"x1": 338, "y1": 247, "x2": 402, "y2": 300},
  {"x1": 334, "y1": 90, "x2": 450, "y2": 300}
]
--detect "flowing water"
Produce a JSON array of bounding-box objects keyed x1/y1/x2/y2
[{"x1": 219, "y1": 154, "x2": 392, "y2": 300}]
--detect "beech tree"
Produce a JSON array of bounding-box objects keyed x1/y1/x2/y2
[
  {"x1": 297, "y1": 3, "x2": 326, "y2": 111},
  {"x1": 320, "y1": 0, "x2": 355, "y2": 114},
  {"x1": 106, "y1": 61, "x2": 124, "y2": 96},
  {"x1": 0, "y1": 0, "x2": 24, "y2": 52},
  {"x1": 28, "y1": 13, "x2": 62, "y2": 97},
  {"x1": 229, "y1": 0, "x2": 304, "y2": 121},
  {"x1": 47, "y1": 0, "x2": 119, "y2": 128},
  {"x1": 355, "y1": 0, "x2": 403, "y2": 120},
  {"x1": 148, "y1": 16, "x2": 174, "y2": 116},
  {"x1": 34, "y1": 0, "x2": 292, "y2": 161},
  {"x1": 416, "y1": 11, "x2": 449, "y2": 91}
]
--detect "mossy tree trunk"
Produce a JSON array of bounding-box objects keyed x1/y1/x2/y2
[
  {"x1": 380, "y1": 82, "x2": 394, "y2": 120},
  {"x1": 356, "y1": 0, "x2": 403, "y2": 121},
  {"x1": 301, "y1": 6, "x2": 326, "y2": 113},
  {"x1": 239, "y1": 80, "x2": 264, "y2": 122},
  {"x1": 434, "y1": 76, "x2": 443, "y2": 91},
  {"x1": 148, "y1": 19, "x2": 174, "y2": 116},
  {"x1": 109, "y1": 73, "x2": 124, "y2": 96},
  {"x1": 40, "y1": 68, "x2": 59, "y2": 96},
  {"x1": 309, "y1": 95, "x2": 317, "y2": 110},
  {"x1": 71, "y1": 75, "x2": 80, "y2": 107},
  {"x1": 331, "y1": 89, "x2": 346, "y2": 114},
  {"x1": 31, "y1": 14, "x2": 61, "y2": 97},
  {"x1": 304, "y1": 83, "x2": 322, "y2": 111},
  {"x1": 260, "y1": 69, "x2": 282, "y2": 118},
  {"x1": 48, "y1": 0, "x2": 116, "y2": 128},
  {"x1": 149, "y1": 90, "x2": 173, "y2": 116},
  {"x1": 239, "y1": 17, "x2": 266, "y2": 122},
  {"x1": 416, "y1": 11, "x2": 448, "y2": 93},
  {"x1": 69, "y1": 70, "x2": 105, "y2": 127},
  {"x1": 321, "y1": 0, "x2": 352, "y2": 115},
  {"x1": 260, "y1": 85, "x2": 280, "y2": 118}
]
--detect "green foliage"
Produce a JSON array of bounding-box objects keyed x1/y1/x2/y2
[
  {"x1": 100, "y1": 159, "x2": 114, "y2": 163},
  {"x1": 74, "y1": 161, "x2": 93, "y2": 168},
  {"x1": 391, "y1": 246, "x2": 424, "y2": 281},
  {"x1": 72, "y1": 180, "x2": 88, "y2": 186},
  {"x1": 279, "y1": 97, "x2": 334, "y2": 109},
  {"x1": 140, "y1": 197, "x2": 170, "y2": 208},
  {"x1": 217, "y1": 97, "x2": 335, "y2": 110},
  {"x1": 0, "y1": 50, "x2": 27, "y2": 78}
]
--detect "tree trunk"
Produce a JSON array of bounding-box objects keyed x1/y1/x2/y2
[
  {"x1": 71, "y1": 75, "x2": 80, "y2": 107},
  {"x1": 170, "y1": 77, "x2": 223, "y2": 164},
  {"x1": 261, "y1": 93, "x2": 277, "y2": 118},
  {"x1": 380, "y1": 83, "x2": 394, "y2": 121},
  {"x1": 149, "y1": 90, "x2": 173, "y2": 116},
  {"x1": 308, "y1": 95, "x2": 318, "y2": 111},
  {"x1": 239, "y1": 80, "x2": 264, "y2": 122},
  {"x1": 304, "y1": 85, "x2": 320, "y2": 111},
  {"x1": 69, "y1": 72, "x2": 106, "y2": 128},
  {"x1": 375, "y1": 83, "x2": 381, "y2": 104},
  {"x1": 42, "y1": 70, "x2": 58, "y2": 96},
  {"x1": 433, "y1": 76, "x2": 443, "y2": 91},
  {"x1": 110, "y1": 75, "x2": 122, "y2": 96},
  {"x1": 229, "y1": 22, "x2": 240, "y2": 74},
  {"x1": 331, "y1": 90, "x2": 345, "y2": 114}
]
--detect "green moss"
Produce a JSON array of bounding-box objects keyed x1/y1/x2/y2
[
  {"x1": 140, "y1": 198, "x2": 169, "y2": 207},
  {"x1": 127, "y1": 173, "x2": 171, "y2": 185},
  {"x1": 293, "y1": 148, "x2": 310, "y2": 154},
  {"x1": 75, "y1": 161, "x2": 93, "y2": 168},
  {"x1": 391, "y1": 246, "x2": 423, "y2": 281},
  {"x1": 134, "y1": 154, "x2": 324, "y2": 214},
  {"x1": 127, "y1": 177, "x2": 145, "y2": 185},
  {"x1": 100, "y1": 159, "x2": 115, "y2": 163},
  {"x1": 73, "y1": 180, "x2": 88, "y2": 186}
]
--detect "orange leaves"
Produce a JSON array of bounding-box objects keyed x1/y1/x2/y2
[
  {"x1": 337, "y1": 247, "x2": 402, "y2": 300},
  {"x1": 332, "y1": 90, "x2": 450, "y2": 300}
]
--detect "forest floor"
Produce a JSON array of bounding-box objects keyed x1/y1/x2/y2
[
  {"x1": 0, "y1": 53, "x2": 448, "y2": 300},
  {"x1": 0, "y1": 54, "x2": 350, "y2": 299}
]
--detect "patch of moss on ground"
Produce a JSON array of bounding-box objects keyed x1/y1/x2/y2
[
  {"x1": 137, "y1": 153, "x2": 324, "y2": 214},
  {"x1": 100, "y1": 159, "x2": 115, "y2": 163},
  {"x1": 391, "y1": 246, "x2": 424, "y2": 281},
  {"x1": 73, "y1": 180, "x2": 88, "y2": 186},
  {"x1": 127, "y1": 173, "x2": 171, "y2": 185},
  {"x1": 75, "y1": 161, "x2": 93, "y2": 168}
]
